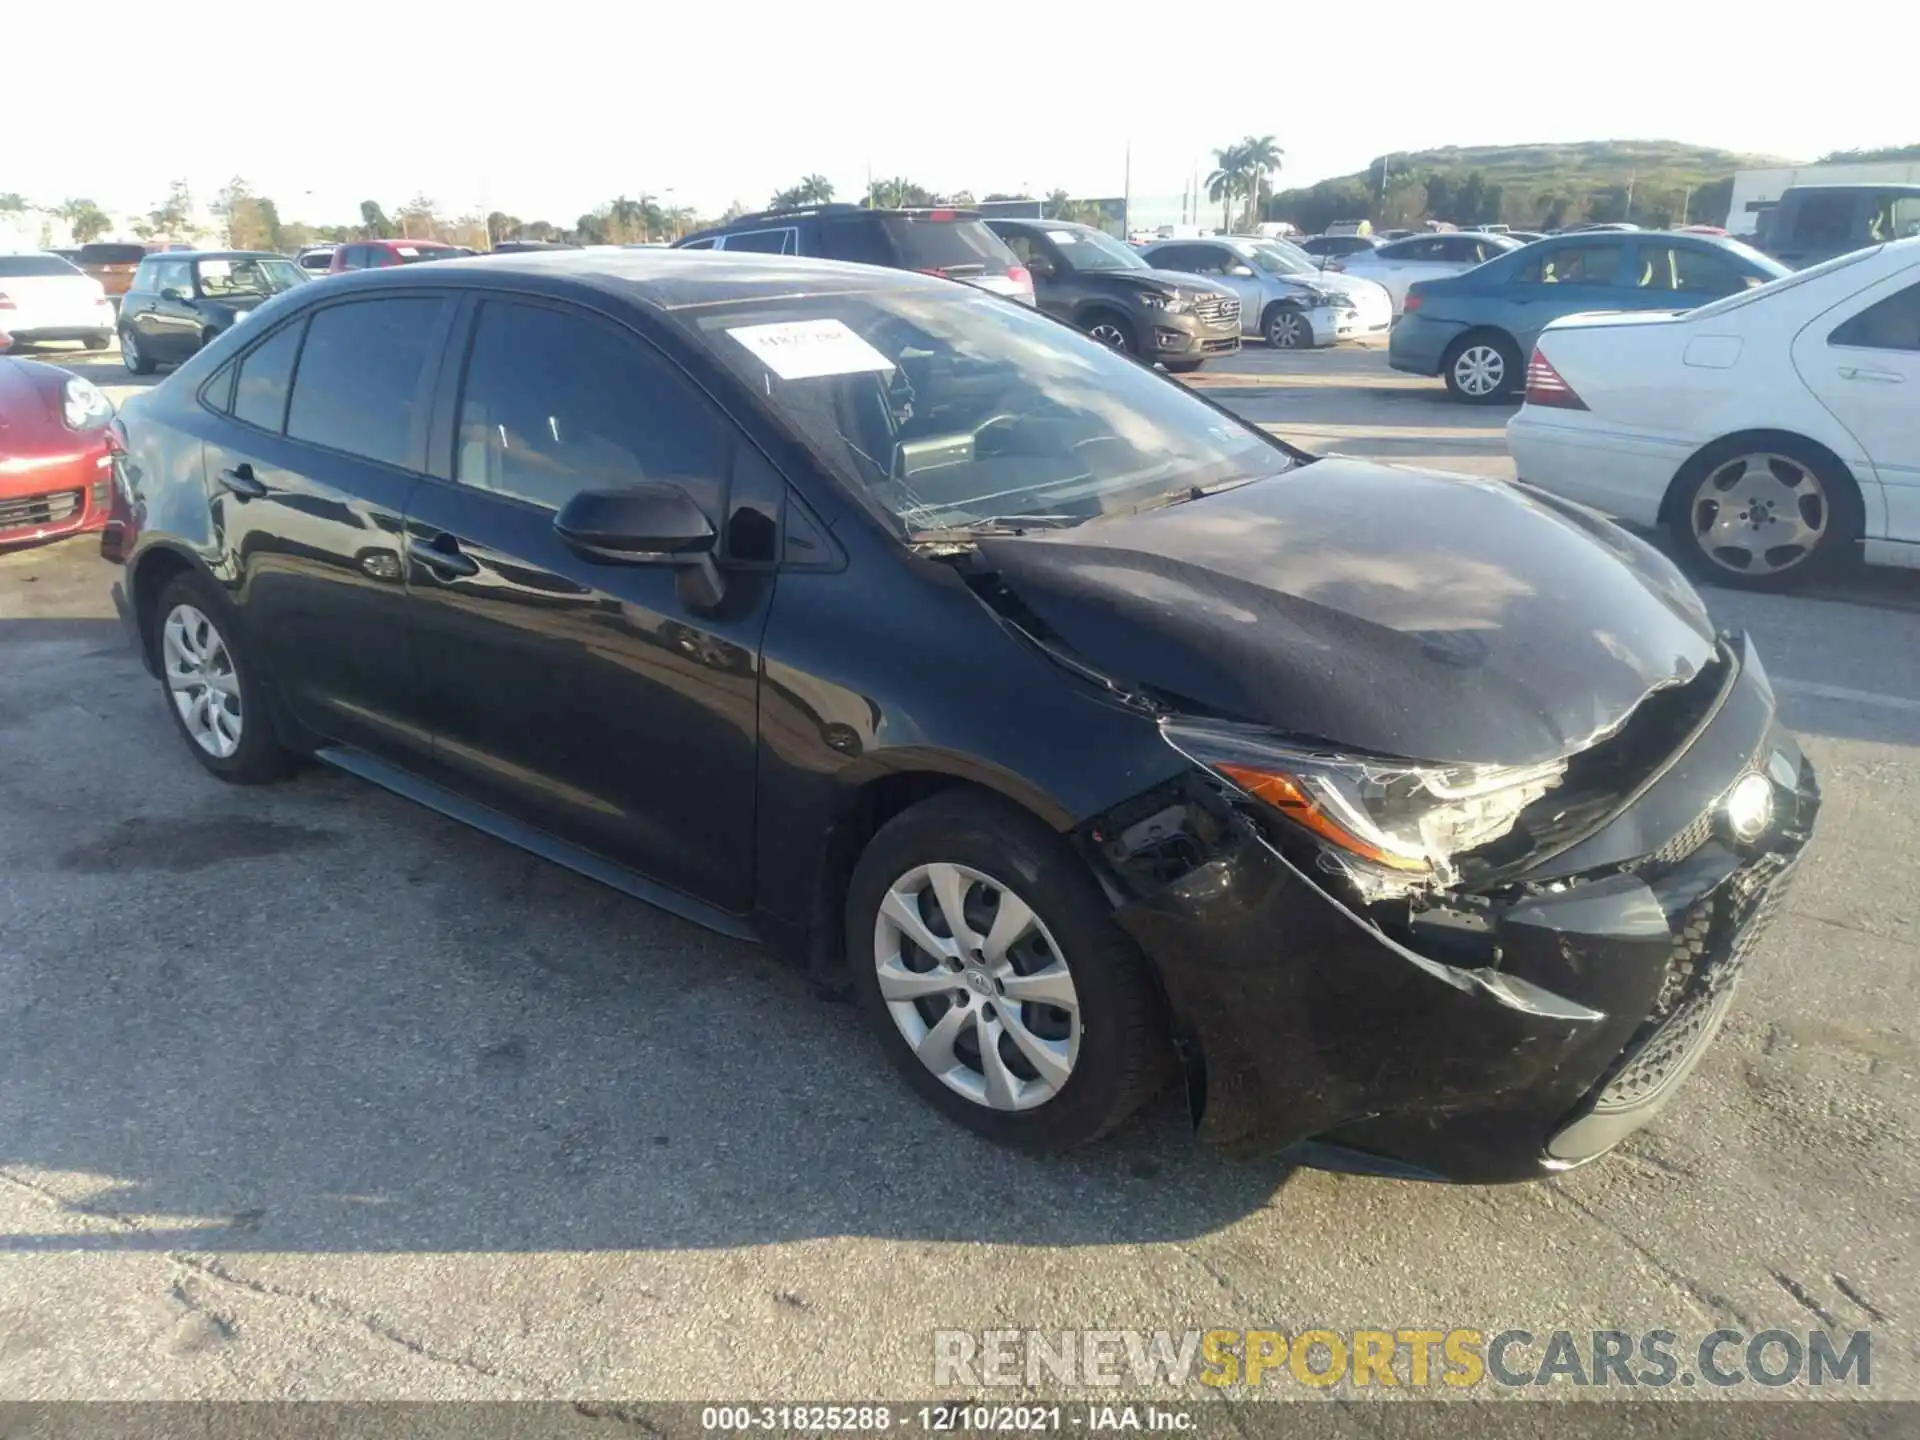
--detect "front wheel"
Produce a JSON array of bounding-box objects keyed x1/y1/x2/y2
[
  {"x1": 84, "y1": 333, "x2": 110, "y2": 352},
  {"x1": 1083, "y1": 312, "x2": 1136, "y2": 355},
  {"x1": 151, "y1": 572, "x2": 292, "y2": 783},
  {"x1": 121, "y1": 327, "x2": 154, "y2": 375},
  {"x1": 846, "y1": 791, "x2": 1170, "y2": 1151},
  {"x1": 1265, "y1": 305, "x2": 1312, "y2": 349},
  {"x1": 1667, "y1": 439, "x2": 1860, "y2": 591},
  {"x1": 1442, "y1": 333, "x2": 1521, "y2": 403}
]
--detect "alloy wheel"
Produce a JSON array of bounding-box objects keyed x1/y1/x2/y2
[
  {"x1": 1087, "y1": 322, "x2": 1128, "y2": 351},
  {"x1": 162, "y1": 603, "x2": 244, "y2": 758},
  {"x1": 1268, "y1": 310, "x2": 1307, "y2": 348},
  {"x1": 1453, "y1": 344, "x2": 1506, "y2": 397},
  {"x1": 873, "y1": 861, "x2": 1080, "y2": 1112},
  {"x1": 121, "y1": 330, "x2": 140, "y2": 371},
  {"x1": 1689, "y1": 452, "x2": 1829, "y2": 577}
]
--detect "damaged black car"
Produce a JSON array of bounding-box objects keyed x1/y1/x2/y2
[{"x1": 106, "y1": 251, "x2": 1818, "y2": 1183}]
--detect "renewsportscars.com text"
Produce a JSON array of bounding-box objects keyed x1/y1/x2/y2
[{"x1": 932, "y1": 1328, "x2": 1872, "y2": 1390}]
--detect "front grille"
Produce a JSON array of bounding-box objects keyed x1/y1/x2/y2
[
  {"x1": 1201, "y1": 337, "x2": 1240, "y2": 353},
  {"x1": 1648, "y1": 807, "x2": 1716, "y2": 869},
  {"x1": 1193, "y1": 295, "x2": 1240, "y2": 325},
  {"x1": 0, "y1": 488, "x2": 82, "y2": 533},
  {"x1": 1586, "y1": 849, "x2": 1797, "y2": 1112}
]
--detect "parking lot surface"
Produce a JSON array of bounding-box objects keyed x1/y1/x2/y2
[{"x1": 2, "y1": 340, "x2": 1916, "y2": 1405}]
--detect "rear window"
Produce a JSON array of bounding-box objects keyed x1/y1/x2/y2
[
  {"x1": 873, "y1": 216, "x2": 1012, "y2": 274},
  {"x1": 385, "y1": 245, "x2": 458, "y2": 265},
  {"x1": 0, "y1": 254, "x2": 83, "y2": 277},
  {"x1": 79, "y1": 243, "x2": 148, "y2": 266}
]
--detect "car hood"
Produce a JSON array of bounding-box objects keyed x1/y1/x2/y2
[
  {"x1": 1295, "y1": 269, "x2": 1382, "y2": 300},
  {"x1": 1103, "y1": 268, "x2": 1234, "y2": 297},
  {"x1": 975, "y1": 458, "x2": 1717, "y2": 766}
]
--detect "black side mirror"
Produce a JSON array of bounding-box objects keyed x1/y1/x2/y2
[
  {"x1": 554, "y1": 483, "x2": 724, "y2": 608},
  {"x1": 160, "y1": 287, "x2": 188, "y2": 302},
  {"x1": 1027, "y1": 257, "x2": 1055, "y2": 279}
]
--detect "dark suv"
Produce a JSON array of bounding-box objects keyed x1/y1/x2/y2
[
  {"x1": 674, "y1": 205, "x2": 1034, "y2": 305},
  {"x1": 1756, "y1": 184, "x2": 1920, "y2": 268},
  {"x1": 985, "y1": 218, "x2": 1240, "y2": 371}
]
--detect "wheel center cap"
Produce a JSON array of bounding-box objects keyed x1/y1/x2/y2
[{"x1": 964, "y1": 969, "x2": 994, "y2": 997}]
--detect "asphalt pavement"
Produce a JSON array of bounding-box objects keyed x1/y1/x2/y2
[{"x1": 1, "y1": 339, "x2": 1915, "y2": 1408}]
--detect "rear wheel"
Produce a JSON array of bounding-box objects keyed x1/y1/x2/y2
[
  {"x1": 1667, "y1": 437, "x2": 1860, "y2": 591},
  {"x1": 1264, "y1": 305, "x2": 1311, "y2": 349},
  {"x1": 1442, "y1": 332, "x2": 1520, "y2": 403},
  {"x1": 120, "y1": 326, "x2": 154, "y2": 375},
  {"x1": 150, "y1": 571, "x2": 291, "y2": 783},
  {"x1": 846, "y1": 791, "x2": 1169, "y2": 1151},
  {"x1": 84, "y1": 333, "x2": 110, "y2": 351},
  {"x1": 1083, "y1": 311, "x2": 1136, "y2": 356}
]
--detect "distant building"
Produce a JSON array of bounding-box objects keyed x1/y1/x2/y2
[{"x1": 1728, "y1": 160, "x2": 1920, "y2": 238}]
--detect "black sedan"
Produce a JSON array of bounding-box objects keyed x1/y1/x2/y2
[
  {"x1": 117, "y1": 251, "x2": 308, "y2": 375},
  {"x1": 102, "y1": 252, "x2": 1817, "y2": 1182}
]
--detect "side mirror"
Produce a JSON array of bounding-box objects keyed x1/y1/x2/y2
[
  {"x1": 1226, "y1": 264, "x2": 1255, "y2": 278},
  {"x1": 160, "y1": 287, "x2": 188, "y2": 302},
  {"x1": 1027, "y1": 257, "x2": 1055, "y2": 279},
  {"x1": 554, "y1": 483, "x2": 715, "y2": 562}
]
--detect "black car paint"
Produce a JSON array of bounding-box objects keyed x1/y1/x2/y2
[
  {"x1": 107, "y1": 252, "x2": 1814, "y2": 1181},
  {"x1": 118, "y1": 250, "x2": 290, "y2": 367}
]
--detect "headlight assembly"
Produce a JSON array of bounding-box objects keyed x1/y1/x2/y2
[
  {"x1": 1136, "y1": 290, "x2": 1194, "y2": 314},
  {"x1": 62, "y1": 376, "x2": 113, "y2": 430},
  {"x1": 1163, "y1": 718, "x2": 1565, "y2": 892}
]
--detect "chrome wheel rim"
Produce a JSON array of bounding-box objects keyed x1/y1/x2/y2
[
  {"x1": 1690, "y1": 452, "x2": 1829, "y2": 577},
  {"x1": 1454, "y1": 344, "x2": 1505, "y2": 396},
  {"x1": 874, "y1": 862, "x2": 1080, "y2": 1111},
  {"x1": 1269, "y1": 310, "x2": 1305, "y2": 347},
  {"x1": 1087, "y1": 322, "x2": 1127, "y2": 351},
  {"x1": 162, "y1": 604, "x2": 243, "y2": 758},
  {"x1": 121, "y1": 330, "x2": 139, "y2": 370}
]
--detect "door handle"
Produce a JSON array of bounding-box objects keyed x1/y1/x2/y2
[
  {"x1": 216, "y1": 463, "x2": 266, "y2": 499},
  {"x1": 407, "y1": 534, "x2": 480, "y2": 579},
  {"x1": 1837, "y1": 366, "x2": 1904, "y2": 383}
]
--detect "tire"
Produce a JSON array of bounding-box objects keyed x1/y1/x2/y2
[
  {"x1": 1082, "y1": 311, "x2": 1136, "y2": 356},
  {"x1": 84, "y1": 333, "x2": 110, "y2": 352},
  {"x1": 846, "y1": 791, "x2": 1170, "y2": 1151},
  {"x1": 1264, "y1": 304, "x2": 1312, "y2": 349},
  {"x1": 1441, "y1": 331, "x2": 1521, "y2": 403},
  {"x1": 1163, "y1": 359, "x2": 1206, "y2": 374},
  {"x1": 121, "y1": 326, "x2": 154, "y2": 375},
  {"x1": 1665, "y1": 435, "x2": 1862, "y2": 592},
  {"x1": 150, "y1": 571, "x2": 291, "y2": 783}
]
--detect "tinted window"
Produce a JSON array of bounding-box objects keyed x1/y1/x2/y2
[
  {"x1": 826, "y1": 217, "x2": 895, "y2": 267},
  {"x1": 1165, "y1": 245, "x2": 1235, "y2": 275},
  {"x1": 286, "y1": 298, "x2": 446, "y2": 467},
  {"x1": 1535, "y1": 244, "x2": 1621, "y2": 285},
  {"x1": 78, "y1": 243, "x2": 147, "y2": 265},
  {"x1": 724, "y1": 228, "x2": 794, "y2": 255},
  {"x1": 1142, "y1": 244, "x2": 1201, "y2": 271},
  {"x1": 1831, "y1": 282, "x2": 1920, "y2": 351},
  {"x1": 1635, "y1": 244, "x2": 1747, "y2": 295},
  {"x1": 1380, "y1": 237, "x2": 1441, "y2": 260},
  {"x1": 876, "y1": 216, "x2": 1012, "y2": 274},
  {"x1": 455, "y1": 300, "x2": 729, "y2": 517},
  {"x1": 678, "y1": 237, "x2": 718, "y2": 250},
  {"x1": 232, "y1": 319, "x2": 306, "y2": 432},
  {"x1": 1789, "y1": 192, "x2": 1856, "y2": 248},
  {"x1": 0, "y1": 254, "x2": 83, "y2": 277}
]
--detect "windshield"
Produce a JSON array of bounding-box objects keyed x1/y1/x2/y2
[
  {"x1": 195, "y1": 257, "x2": 307, "y2": 298},
  {"x1": 1050, "y1": 228, "x2": 1149, "y2": 272},
  {"x1": 390, "y1": 244, "x2": 458, "y2": 264},
  {"x1": 1687, "y1": 245, "x2": 1882, "y2": 320},
  {"x1": 690, "y1": 286, "x2": 1298, "y2": 538},
  {"x1": 0, "y1": 254, "x2": 84, "y2": 278},
  {"x1": 1249, "y1": 243, "x2": 1315, "y2": 276}
]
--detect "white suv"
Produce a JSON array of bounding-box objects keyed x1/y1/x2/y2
[{"x1": 1136, "y1": 236, "x2": 1393, "y2": 348}]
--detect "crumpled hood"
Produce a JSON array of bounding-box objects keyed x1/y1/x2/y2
[
  {"x1": 976, "y1": 458, "x2": 1717, "y2": 766},
  {"x1": 1104, "y1": 269, "x2": 1237, "y2": 300}
]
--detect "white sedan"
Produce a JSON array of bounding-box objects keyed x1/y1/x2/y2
[
  {"x1": 1507, "y1": 237, "x2": 1920, "y2": 589},
  {"x1": 1330, "y1": 231, "x2": 1522, "y2": 315}
]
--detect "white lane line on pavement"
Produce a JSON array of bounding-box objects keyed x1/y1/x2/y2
[{"x1": 1776, "y1": 678, "x2": 1920, "y2": 715}]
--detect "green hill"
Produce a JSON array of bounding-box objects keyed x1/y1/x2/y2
[{"x1": 1269, "y1": 139, "x2": 1795, "y2": 234}]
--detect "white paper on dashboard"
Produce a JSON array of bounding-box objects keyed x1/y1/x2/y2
[{"x1": 726, "y1": 319, "x2": 896, "y2": 380}]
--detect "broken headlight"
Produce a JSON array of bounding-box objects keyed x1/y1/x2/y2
[{"x1": 1163, "y1": 719, "x2": 1565, "y2": 890}]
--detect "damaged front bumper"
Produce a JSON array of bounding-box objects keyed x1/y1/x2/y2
[{"x1": 1094, "y1": 633, "x2": 1817, "y2": 1183}]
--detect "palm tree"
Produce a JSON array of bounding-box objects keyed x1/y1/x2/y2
[
  {"x1": 1237, "y1": 135, "x2": 1284, "y2": 227},
  {"x1": 796, "y1": 174, "x2": 834, "y2": 204},
  {"x1": 1206, "y1": 144, "x2": 1246, "y2": 233}
]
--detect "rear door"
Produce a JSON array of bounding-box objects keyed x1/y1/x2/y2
[
  {"x1": 206, "y1": 292, "x2": 454, "y2": 760},
  {"x1": 402, "y1": 295, "x2": 771, "y2": 911},
  {"x1": 145, "y1": 258, "x2": 202, "y2": 361},
  {"x1": 993, "y1": 226, "x2": 1073, "y2": 320},
  {"x1": 1797, "y1": 272, "x2": 1920, "y2": 544}
]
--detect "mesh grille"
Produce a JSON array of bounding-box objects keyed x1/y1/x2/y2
[{"x1": 0, "y1": 488, "x2": 82, "y2": 532}]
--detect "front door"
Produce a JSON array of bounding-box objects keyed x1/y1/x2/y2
[
  {"x1": 207, "y1": 292, "x2": 454, "y2": 762},
  {"x1": 404, "y1": 296, "x2": 770, "y2": 913},
  {"x1": 1797, "y1": 274, "x2": 1920, "y2": 544},
  {"x1": 134, "y1": 258, "x2": 201, "y2": 362}
]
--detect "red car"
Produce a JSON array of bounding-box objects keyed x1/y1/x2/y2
[
  {"x1": 0, "y1": 351, "x2": 117, "y2": 550},
  {"x1": 327, "y1": 239, "x2": 464, "y2": 273}
]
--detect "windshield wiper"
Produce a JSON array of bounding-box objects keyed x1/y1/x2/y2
[
  {"x1": 1110, "y1": 475, "x2": 1268, "y2": 519},
  {"x1": 904, "y1": 514, "x2": 1081, "y2": 547}
]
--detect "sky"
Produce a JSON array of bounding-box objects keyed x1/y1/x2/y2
[{"x1": 8, "y1": 2, "x2": 1909, "y2": 231}]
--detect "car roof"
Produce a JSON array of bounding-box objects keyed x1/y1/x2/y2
[
  {"x1": 141, "y1": 250, "x2": 290, "y2": 262},
  {"x1": 363, "y1": 238, "x2": 460, "y2": 248},
  {"x1": 679, "y1": 204, "x2": 985, "y2": 247},
  {"x1": 1785, "y1": 183, "x2": 1920, "y2": 195},
  {"x1": 272, "y1": 247, "x2": 956, "y2": 313}
]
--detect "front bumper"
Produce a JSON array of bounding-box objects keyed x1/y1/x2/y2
[
  {"x1": 0, "y1": 448, "x2": 114, "y2": 549},
  {"x1": 1142, "y1": 304, "x2": 1241, "y2": 361},
  {"x1": 1107, "y1": 634, "x2": 1816, "y2": 1182},
  {"x1": 3, "y1": 304, "x2": 117, "y2": 342}
]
